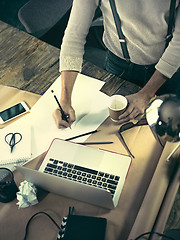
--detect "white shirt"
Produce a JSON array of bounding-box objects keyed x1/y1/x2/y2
[{"x1": 60, "y1": 0, "x2": 180, "y2": 78}]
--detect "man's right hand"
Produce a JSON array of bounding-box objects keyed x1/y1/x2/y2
[
  {"x1": 53, "y1": 71, "x2": 78, "y2": 128},
  {"x1": 53, "y1": 104, "x2": 76, "y2": 128}
]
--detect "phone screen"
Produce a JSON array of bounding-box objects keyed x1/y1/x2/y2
[{"x1": 0, "y1": 103, "x2": 26, "y2": 122}]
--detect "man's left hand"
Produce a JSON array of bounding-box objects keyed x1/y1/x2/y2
[{"x1": 118, "y1": 92, "x2": 152, "y2": 124}]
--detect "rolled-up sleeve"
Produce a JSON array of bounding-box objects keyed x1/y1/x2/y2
[
  {"x1": 59, "y1": 0, "x2": 99, "y2": 72},
  {"x1": 156, "y1": 4, "x2": 180, "y2": 78}
]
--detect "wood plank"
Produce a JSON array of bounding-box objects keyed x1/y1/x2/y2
[
  {"x1": 0, "y1": 21, "x2": 59, "y2": 95},
  {"x1": 82, "y1": 60, "x2": 111, "y2": 82},
  {"x1": 0, "y1": 21, "x2": 9, "y2": 32},
  {"x1": 0, "y1": 21, "x2": 141, "y2": 97},
  {"x1": 82, "y1": 60, "x2": 141, "y2": 96},
  {"x1": 82, "y1": 60, "x2": 126, "y2": 96},
  {"x1": 115, "y1": 80, "x2": 141, "y2": 95}
]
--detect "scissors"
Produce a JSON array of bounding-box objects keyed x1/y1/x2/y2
[{"x1": 5, "y1": 132, "x2": 22, "y2": 153}]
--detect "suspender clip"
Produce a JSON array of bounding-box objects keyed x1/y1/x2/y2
[
  {"x1": 166, "y1": 34, "x2": 172, "y2": 40},
  {"x1": 125, "y1": 58, "x2": 131, "y2": 63}
]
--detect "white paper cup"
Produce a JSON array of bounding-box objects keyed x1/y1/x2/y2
[{"x1": 108, "y1": 95, "x2": 128, "y2": 122}]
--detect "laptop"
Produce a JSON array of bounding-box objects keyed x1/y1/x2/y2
[{"x1": 16, "y1": 138, "x2": 131, "y2": 209}]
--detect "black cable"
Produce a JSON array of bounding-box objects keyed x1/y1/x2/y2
[
  {"x1": 24, "y1": 212, "x2": 176, "y2": 240},
  {"x1": 134, "y1": 231, "x2": 176, "y2": 240},
  {"x1": 24, "y1": 211, "x2": 60, "y2": 240}
]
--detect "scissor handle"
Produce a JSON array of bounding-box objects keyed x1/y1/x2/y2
[
  {"x1": 5, "y1": 132, "x2": 22, "y2": 147},
  {"x1": 12, "y1": 132, "x2": 22, "y2": 145},
  {"x1": 5, "y1": 133, "x2": 13, "y2": 145}
]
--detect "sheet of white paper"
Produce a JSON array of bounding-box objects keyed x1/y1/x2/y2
[{"x1": 3, "y1": 74, "x2": 110, "y2": 161}]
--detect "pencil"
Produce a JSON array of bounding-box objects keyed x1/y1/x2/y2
[
  {"x1": 65, "y1": 129, "x2": 99, "y2": 141},
  {"x1": 77, "y1": 141, "x2": 113, "y2": 145},
  {"x1": 117, "y1": 132, "x2": 135, "y2": 158},
  {"x1": 51, "y1": 90, "x2": 68, "y2": 122}
]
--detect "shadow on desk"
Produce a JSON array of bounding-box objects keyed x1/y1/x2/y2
[{"x1": 162, "y1": 229, "x2": 180, "y2": 240}]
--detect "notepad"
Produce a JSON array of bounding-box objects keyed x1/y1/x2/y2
[{"x1": 0, "y1": 125, "x2": 32, "y2": 165}]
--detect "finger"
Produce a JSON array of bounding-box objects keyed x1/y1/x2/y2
[
  {"x1": 68, "y1": 108, "x2": 76, "y2": 123},
  {"x1": 118, "y1": 114, "x2": 132, "y2": 124},
  {"x1": 53, "y1": 109, "x2": 70, "y2": 129},
  {"x1": 118, "y1": 108, "x2": 140, "y2": 124},
  {"x1": 118, "y1": 105, "x2": 134, "y2": 121},
  {"x1": 63, "y1": 109, "x2": 76, "y2": 128},
  {"x1": 58, "y1": 119, "x2": 71, "y2": 129},
  {"x1": 57, "y1": 109, "x2": 72, "y2": 127}
]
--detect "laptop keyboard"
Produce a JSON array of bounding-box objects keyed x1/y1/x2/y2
[{"x1": 43, "y1": 158, "x2": 120, "y2": 198}]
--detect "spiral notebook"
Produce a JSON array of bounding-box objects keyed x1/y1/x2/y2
[{"x1": 0, "y1": 125, "x2": 32, "y2": 166}]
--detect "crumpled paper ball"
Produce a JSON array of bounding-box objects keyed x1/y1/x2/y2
[{"x1": 16, "y1": 180, "x2": 38, "y2": 208}]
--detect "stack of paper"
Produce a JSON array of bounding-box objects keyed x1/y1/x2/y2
[{"x1": 0, "y1": 125, "x2": 32, "y2": 171}]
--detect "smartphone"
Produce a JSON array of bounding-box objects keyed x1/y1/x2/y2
[{"x1": 0, "y1": 101, "x2": 30, "y2": 124}]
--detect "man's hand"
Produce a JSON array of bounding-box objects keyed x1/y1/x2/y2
[
  {"x1": 53, "y1": 103, "x2": 76, "y2": 128},
  {"x1": 118, "y1": 92, "x2": 152, "y2": 124},
  {"x1": 53, "y1": 71, "x2": 78, "y2": 128},
  {"x1": 118, "y1": 70, "x2": 167, "y2": 124}
]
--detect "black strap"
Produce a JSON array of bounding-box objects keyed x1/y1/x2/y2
[
  {"x1": 166, "y1": 0, "x2": 177, "y2": 48},
  {"x1": 109, "y1": 0, "x2": 177, "y2": 62},
  {"x1": 109, "y1": 0, "x2": 130, "y2": 61}
]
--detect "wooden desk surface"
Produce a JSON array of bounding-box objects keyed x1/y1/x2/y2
[
  {"x1": 0, "y1": 20, "x2": 141, "y2": 97},
  {"x1": 0, "y1": 20, "x2": 179, "y2": 240}
]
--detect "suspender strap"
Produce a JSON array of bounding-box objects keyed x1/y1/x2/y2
[
  {"x1": 166, "y1": 0, "x2": 176, "y2": 48},
  {"x1": 109, "y1": 0, "x2": 130, "y2": 61},
  {"x1": 109, "y1": 0, "x2": 176, "y2": 61}
]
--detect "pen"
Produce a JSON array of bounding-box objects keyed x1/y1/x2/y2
[
  {"x1": 77, "y1": 141, "x2": 114, "y2": 145},
  {"x1": 65, "y1": 129, "x2": 99, "y2": 141},
  {"x1": 117, "y1": 132, "x2": 135, "y2": 158},
  {"x1": 51, "y1": 90, "x2": 69, "y2": 122}
]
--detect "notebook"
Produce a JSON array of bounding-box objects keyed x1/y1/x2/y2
[
  {"x1": 0, "y1": 125, "x2": 32, "y2": 166},
  {"x1": 16, "y1": 138, "x2": 131, "y2": 209}
]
